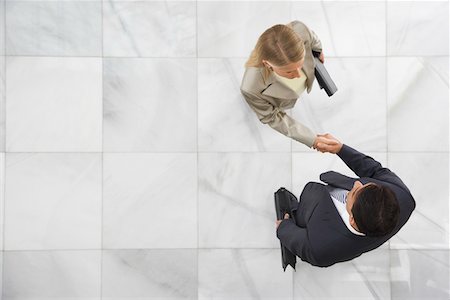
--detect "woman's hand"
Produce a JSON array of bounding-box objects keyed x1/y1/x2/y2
[
  {"x1": 314, "y1": 134, "x2": 343, "y2": 154},
  {"x1": 319, "y1": 52, "x2": 325, "y2": 63}
]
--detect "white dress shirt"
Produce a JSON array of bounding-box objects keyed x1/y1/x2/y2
[{"x1": 327, "y1": 187, "x2": 366, "y2": 236}]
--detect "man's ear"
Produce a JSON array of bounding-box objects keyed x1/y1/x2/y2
[{"x1": 349, "y1": 214, "x2": 359, "y2": 231}]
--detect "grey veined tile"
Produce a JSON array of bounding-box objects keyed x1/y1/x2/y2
[
  {"x1": 103, "y1": 153, "x2": 197, "y2": 249},
  {"x1": 387, "y1": 1, "x2": 449, "y2": 56},
  {"x1": 197, "y1": 1, "x2": 291, "y2": 57},
  {"x1": 391, "y1": 250, "x2": 450, "y2": 300},
  {"x1": 388, "y1": 57, "x2": 449, "y2": 152},
  {"x1": 103, "y1": 58, "x2": 197, "y2": 152},
  {"x1": 199, "y1": 249, "x2": 293, "y2": 300},
  {"x1": 102, "y1": 250, "x2": 198, "y2": 300},
  {"x1": 293, "y1": 249, "x2": 391, "y2": 300},
  {"x1": 0, "y1": 56, "x2": 4, "y2": 153},
  {"x1": 103, "y1": 1, "x2": 196, "y2": 57},
  {"x1": 0, "y1": 153, "x2": 4, "y2": 250},
  {"x1": 4, "y1": 153, "x2": 102, "y2": 250},
  {"x1": 6, "y1": 2, "x2": 102, "y2": 56},
  {"x1": 3, "y1": 251, "x2": 101, "y2": 300},
  {"x1": 198, "y1": 152, "x2": 291, "y2": 248},
  {"x1": 388, "y1": 153, "x2": 449, "y2": 250},
  {"x1": 6, "y1": 57, "x2": 102, "y2": 152},
  {"x1": 0, "y1": 2, "x2": 5, "y2": 152},
  {"x1": 291, "y1": 1, "x2": 386, "y2": 57}
]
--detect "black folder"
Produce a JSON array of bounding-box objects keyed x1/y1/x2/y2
[
  {"x1": 274, "y1": 187, "x2": 297, "y2": 271},
  {"x1": 313, "y1": 51, "x2": 338, "y2": 97}
]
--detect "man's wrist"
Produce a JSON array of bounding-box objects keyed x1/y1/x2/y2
[{"x1": 336, "y1": 143, "x2": 345, "y2": 154}]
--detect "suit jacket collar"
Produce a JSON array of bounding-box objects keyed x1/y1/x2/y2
[
  {"x1": 307, "y1": 182, "x2": 361, "y2": 238},
  {"x1": 320, "y1": 171, "x2": 358, "y2": 191}
]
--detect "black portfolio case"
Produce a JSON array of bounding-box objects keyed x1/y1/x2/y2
[
  {"x1": 274, "y1": 187, "x2": 298, "y2": 271},
  {"x1": 313, "y1": 51, "x2": 338, "y2": 97}
]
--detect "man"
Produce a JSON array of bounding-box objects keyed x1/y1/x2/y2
[{"x1": 276, "y1": 134, "x2": 415, "y2": 267}]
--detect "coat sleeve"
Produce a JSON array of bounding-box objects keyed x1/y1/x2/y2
[
  {"x1": 276, "y1": 219, "x2": 316, "y2": 263},
  {"x1": 240, "y1": 89, "x2": 316, "y2": 148}
]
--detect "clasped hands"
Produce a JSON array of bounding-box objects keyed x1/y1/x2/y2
[{"x1": 313, "y1": 133, "x2": 343, "y2": 154}]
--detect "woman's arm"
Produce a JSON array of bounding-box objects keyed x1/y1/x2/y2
[{"x1": 241, "y1": 89, "x2": 316, "y2": 148}]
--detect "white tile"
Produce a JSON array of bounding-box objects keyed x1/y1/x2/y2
[
  {"x1": 293, "y1": 249, "x2": 391, "y2": 300},
  {"x1": 0, "y1": 56, "x2": 4, "y2": 152},
  {"x1": 0, "y1": 252, "x2": 2, "y2": 297},
  {"x1": 103, "y1": 153, "x2": 197, "y2": 249},
  {"x1": 292, "y1": 58, "x2": 387, "y2": 152},
  {"x1": 198, "y1": 58, "x2": 290, "y2": 152},
  {"x1": 102, "y1": 250, "x2": 197, "y2": 300},
  {"x1": 103, "y1": 2, "x2": 196, "y2": 57},
  {"x1": 199, "y1": 249, "x2": 293, "y2": 300},
  {"x1": 104, "y1": 58, "x2": 197, "y2": 152},
  {"x1": 199, "y1": 153, "x2": 291, "y2": 248},
  {"x1": 387, "y1": 1, "x2": 449, "y2": 56},
  {"x1": 3, "y1": 251, "x2": 101, "y2": 299},
  {"x1": 390, "y1": 250, "x2": 450, "y2": 299},
  {"x1": 4, "y1": 153, "x2": 102, "y2": 250},
  {"x1": 6, "y1": 57, "x2": 102, "y2": 152},
  {"x1": 388, "y1": 57, "x2": 449, "y2": 152},
  {"x1": 0, "y1": 3, "x2": 4, "y2": 56},
  {"x1": 389, "y1": 153, "x2": 449, "y2": 249},
  {"x1": 0, "y1": 153, "x2": 4, "y2": 249},
  {"x1": 292, "y1": 1, "x2": 386, "y2": 56},
  {"x1": 198, "y1": 2, "x2": 291, "y2": 57},
  {"x1": 6, "y1": 2, "x2": 101, "y2": 56},
  {"x1": 0, "y1": 4, "x2": 4, "y2": 152},
  {"x1": 106, "y1": 0, "x2": 193, "y2": 2}
]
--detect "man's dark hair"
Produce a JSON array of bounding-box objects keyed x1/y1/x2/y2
[{"x1": 351, "y1": 184, "x2": 400, "y2": 237}]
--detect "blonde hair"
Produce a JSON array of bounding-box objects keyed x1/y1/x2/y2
[{"x1": 245, "y1": 24, "x2": 305, "y2": 79}]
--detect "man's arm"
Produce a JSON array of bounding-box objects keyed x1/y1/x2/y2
[
  {"x1": 316, "y1": 134, "x2": 410, "y2": 193},
  {"x1": 276, "y1": 219, "x2": 315, "y2": 263}
]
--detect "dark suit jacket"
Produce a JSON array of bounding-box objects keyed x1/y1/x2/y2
[{"x1": 277, "y1": 144, "x2": 416, "y2": 267}]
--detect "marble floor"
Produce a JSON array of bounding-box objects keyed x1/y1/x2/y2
[{"x1": 0, "y1": 1, "x2": 449, "y2": 299}]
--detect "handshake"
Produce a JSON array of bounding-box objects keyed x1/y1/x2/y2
[{"x1": 312, "y1": 133, "x2": 343, "y2": 154}]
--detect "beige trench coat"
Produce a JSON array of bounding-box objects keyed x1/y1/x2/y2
[{"x1": 240, "y1": 20, "x2": 323, "y2": 148}]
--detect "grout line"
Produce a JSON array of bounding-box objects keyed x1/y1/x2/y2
[
  {"x1": 2, "y1": 247, "x2": 449, "y2": 252},
  {"x1": 3, "y1": 150, "x2": 450, "y2": 154},
  {"x1": 2, "y1": 0, "x2": 6, "y2": 297},
  {"x1": 448, "y1": 0, "x2": 450, "y2": 253},
  {"x1": 100, "y1": 0, "x2": 104, "y2": 297},
  {"x1": 289, "y1": 2, "x2": 295, "y2": 298},
  {"x1": 196, "y1": 0, "x2": 200, "y2": 297},
  {"x1": 4, "y1": 54, "x2": 450, "y2": 59}
]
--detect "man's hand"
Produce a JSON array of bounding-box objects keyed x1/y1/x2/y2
[
  {"x1": 276, "y1": 213, "x2": 290, "y2": 229},
  {"x1": 315, "y1": 133, "x2": 343, "y2": 154},
  {"x1": 313, "y1": 135, "x2": 340, "y2": 152}
]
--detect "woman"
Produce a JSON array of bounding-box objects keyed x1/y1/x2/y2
[{"x1": 240, "y1": 20, "x2": 332, "y2": 149}]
